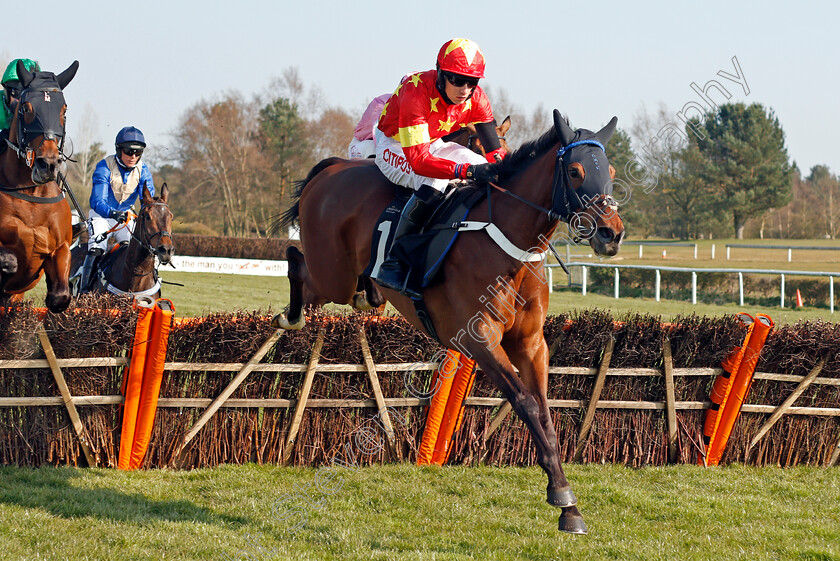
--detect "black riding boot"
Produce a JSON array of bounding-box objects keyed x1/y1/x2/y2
[
  {"x1": 78, "y1": 248, "x2": 102, "y2": 294},
  {"x1": 375, "y1": 185, "x2": 444, "y2": 298}
]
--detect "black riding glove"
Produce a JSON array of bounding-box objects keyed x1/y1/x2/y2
[
  {"x1": 464, "y1": 163, "x2": 498, "y2": 184},
  {"x1": 109, "y1": 210, "x2": 129, "y2": 224}
]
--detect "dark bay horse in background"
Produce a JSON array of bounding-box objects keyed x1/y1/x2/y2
[
  {"x1": 275, "y1": 110, "x2": 624, "y2": 534},
  {"x1": 0, "y1": 60, "x2": 79, "y2": 312},
  {"x1": 70, "y1": 184, "x2": 173, "y2": 299}
]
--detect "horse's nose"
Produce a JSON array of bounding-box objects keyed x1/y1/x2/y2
[
  {"x1": 596, "y1": 227, "x2": 617, "y2": 244},
  {"x1": 158, "y1": 245, "x2": 173, "y2": 264},
  {"x1": 33, "y1": 157, "x2": 58, "y2": 178}
]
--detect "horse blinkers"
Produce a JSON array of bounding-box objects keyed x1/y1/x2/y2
[
  {"x1": 551, "y1": 111, "x2": 624, "y2": 253},
  {"x1": 11, "y1": 61, "x2": 78, "y2": 181}
]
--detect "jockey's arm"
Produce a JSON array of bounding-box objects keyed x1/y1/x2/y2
[
  {"x1": 473, "y1": 120, "x2": 507, "y2": 163},
  {"x1": 89, "y1": 161, "x2": 117, "y2": 218},
  {"x1": 402, "y1": 137, "x2": 460, "y2": 179},
  {"x1": 140, "y1": 164, "x2": 155, "y2": 197}
]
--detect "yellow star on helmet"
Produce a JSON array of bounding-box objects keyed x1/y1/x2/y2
[
  {"x1": 430, "y1": 96, "x2": 440, "y2": 113},
  {"x1": 445, "y1": 38, "x2": 480, "y2": 65},
  {"x1": 438, "y1": 117, "x2": 456, "y2": 133},
  {"x1": 409, "y1": 73, "x2": 423, "y2": 87}
]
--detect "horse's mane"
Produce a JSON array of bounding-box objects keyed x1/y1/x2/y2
[{"x1": 495, "y1": 122, "x2": 561, "y2": 181}]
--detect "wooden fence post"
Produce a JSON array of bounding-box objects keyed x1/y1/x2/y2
[
  {"x1": 282, "y1": 327, "x2": 326, "y2": 465},
  {"x1": 748, "y1": 356, "x2": 828, "y2": 452},
  {"x1": 37, "y1": 327, "x2": 97, "y2": 467},
  {"x1": 573, "y1": 336, "x2": 615, "y2": 462},
  {"x1": 663, "y1": 338, "x2": 678, "y2": 463},
  {"x1": 172, "y1": 329, "x2": 284, "y2": 465},
  {"x1": 358, "y1": 326, "x2": 398, "y2": 460}
]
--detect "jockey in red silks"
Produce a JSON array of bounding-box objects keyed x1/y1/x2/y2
[{"x1": 372, "y1": 38, "x2": 507, "y2": 298}]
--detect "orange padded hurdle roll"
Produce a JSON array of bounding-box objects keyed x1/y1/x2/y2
[
  {"x1": 118, "y1": 298, "x2": 175, "y2": 470},
  {"x1": 118, "y1": 297, "x2": 156, "y2": 470},
  {"x1": 431, "y1": 356, "x2": 477, "y2": 465},
  {"x1": 704, "y1": 313, "x2": 774, "y2": 466}
]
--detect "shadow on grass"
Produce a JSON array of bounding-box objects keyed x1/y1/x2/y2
[{"x1": 0, "y1": 466, "x2": 248, "y2": 526}]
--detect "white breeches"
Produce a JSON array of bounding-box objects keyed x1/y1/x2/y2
[
  {"x1": 374, "y1": 127, "x2": 485, "y2": 192},
  {"x1": 87, "y1": 209, "x2": 135, "y2": 252}
]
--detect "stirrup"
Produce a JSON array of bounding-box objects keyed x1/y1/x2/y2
[{"x1": 375, "y1": 261, "x2": 421, "y2": 299}]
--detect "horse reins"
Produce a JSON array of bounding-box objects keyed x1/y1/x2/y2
[
  {"x1": 129, "y1": 201, "x2": 173, "y2": 259},
  {"x1": 487, "y1": 139, "x2": 617, "y2": 223}
]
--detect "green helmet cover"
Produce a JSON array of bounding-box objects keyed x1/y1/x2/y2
[{"x1": 2, "y1": 58, "x2": 41, "y2": 86}]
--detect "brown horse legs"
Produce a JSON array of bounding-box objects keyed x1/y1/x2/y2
[
  {"x1": 43, "y1": 243, "x2": 71, "y2": 313},
  {"x1": 273, "y1": 246, "x2": 327, "y2": 330},
  {"x1": 475, "y1": 342, "x2": 587, "y2": 533}
]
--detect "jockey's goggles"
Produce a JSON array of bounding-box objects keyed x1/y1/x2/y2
[
  {"x1": 121, "y1": 148, "x2": 143, "y2": 157},
  {"x1": 443, "y1": 72, "x2": 479, "y2": 89}
]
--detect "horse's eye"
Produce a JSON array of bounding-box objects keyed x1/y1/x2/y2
[{"x1": 569, "y1": 168, "x2": 580, "y2": 178}]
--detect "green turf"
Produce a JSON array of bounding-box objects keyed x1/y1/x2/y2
[{"x1": 0, "y1": 463, "x2": 837, "y2": 560}]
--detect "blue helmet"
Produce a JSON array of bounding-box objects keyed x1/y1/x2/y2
[{"x1": 115, "y1": 126, "x2": 146, "y2": 151}]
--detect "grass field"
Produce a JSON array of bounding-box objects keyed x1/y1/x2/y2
[{"x1": 0, "y1": 463, "x2": 838, "y2": 560}]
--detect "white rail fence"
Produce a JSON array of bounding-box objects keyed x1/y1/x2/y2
[
  {"x1": 550, "y1": 262, "x2": 839, "y2": 312},
  {"x1": 726, "y1": 244, "x2": 840, "y2": 263}
]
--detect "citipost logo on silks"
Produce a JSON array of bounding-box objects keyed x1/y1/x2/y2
[{"x1": 382, "y1": 148, "x2": 414, "y2": 174}]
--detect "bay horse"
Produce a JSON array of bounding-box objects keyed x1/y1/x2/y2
[
  {"x1": 274, "y1": 110, "x2": 625, "y2": 534},
  {"x1": 0, "y1": 60, "x2": 79, "y2": 312},
  {"x1": 70, "y1": 183, "x2": 173, "y2": 299}
]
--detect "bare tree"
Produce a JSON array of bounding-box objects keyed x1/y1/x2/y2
[
  {"x1": 63, "y1": 103, "x2": 103, "y2": 209},
  {"x1": 172, "y1": 92, "x2": 272, "y2": 236}
]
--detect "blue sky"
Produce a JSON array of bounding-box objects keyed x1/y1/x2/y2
[{"x1": 6, "y1": 0, "x2": 839, "y2": 175}]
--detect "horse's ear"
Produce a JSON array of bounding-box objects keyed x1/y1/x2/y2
[
  {"x1": 595, "y1": 117, "x2": 618, "y2": 145},
  {"x1": 554, "y1": 109, "x2": 574, "y2": 145},
  {"x1": 160, "y1": 183, "x2": 169, "y2": 203},
  {"x1": 56, "y1": 61, "x2": 79, "y2": 90},
  {"x1": 16, "y1": 60, "x2": 35, "y2": 88},
  {"x1": 500, "y1": 116, "x2": 511, "y2": 135}
]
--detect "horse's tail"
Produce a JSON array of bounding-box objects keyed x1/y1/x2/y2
[{"x1": 274, "y1": 157, "x2": 345, "y2": 234}]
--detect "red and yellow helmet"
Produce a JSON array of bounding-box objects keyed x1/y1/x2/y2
[{"x1": 436, "y1": 38, "x2": 485, "y2": 79}]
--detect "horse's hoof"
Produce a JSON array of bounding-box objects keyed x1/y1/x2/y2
[
  {"x1": 272, "y1": 313, "x2": 304, "y2": 330},
  {"x1": 46, "y1": 293, "x2": 72, "y2": 314},
  {"x1": 352, "y1": 293, "x2": 373, "y2": 311},
  {"x1": 547, "y1": 486, "x2": 577, "y2": 508},
  {"x1": 558, "y1": 512, "x2": 588, "y2": 535},
  {"x1": 0, "y1": 254, "x2": 17, "y2": 276}
]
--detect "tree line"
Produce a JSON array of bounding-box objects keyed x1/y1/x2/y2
[{"x1": 60, "y1": 68, "x2": 837, "y2": 240}]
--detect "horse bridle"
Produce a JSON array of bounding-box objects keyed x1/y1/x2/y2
[
  {"x1": 489, "y1": 138, "x2": 618, "y2": 225},
  {"x1": 130, "y1": 200, "x2": 172, "y2": 259},
  {"x1": 6, "y1": 84, "x2": 68, "y2": 168}
]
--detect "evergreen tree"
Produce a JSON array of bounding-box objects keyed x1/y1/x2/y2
[
  {"x1": 259, "y1": 97, "x2": 310, "y2": 206},
  {"x1": 694, "y1": 103, "x2": 793, "y2": 239}
]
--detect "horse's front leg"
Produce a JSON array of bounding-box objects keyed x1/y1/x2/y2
[
  {"x1": 464, "y1": 330, "x2": 585, "y2": 532},
  {"x1": 504, "y1": 327, "x2": 587, "y2": 534},
  {"x1": 43, "y1": 243, "x2": 71, "y2": 313}
]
